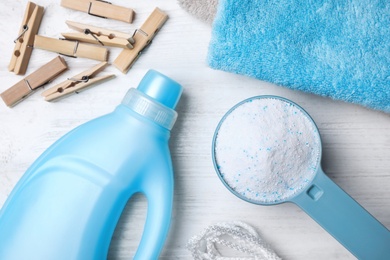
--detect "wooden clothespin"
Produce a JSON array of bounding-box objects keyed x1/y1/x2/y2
[
  {"x1": 9, "y1": 1, "x2": 44, "y2": 75},
  {"x1": 1, "y1": 56, "x2": 68, "y2": 107},
  {"x1": 41, "y1": 62, "x2": 115, "y2": 102},
  {"x1": 61, "y1": 21, "x2": 134, "y2": 49},
  {"x1": 34, "y1": 35, "x2": 108, "y2": 61},
  {"x1": 113, "y1": 8, "x2": 168, "y2": 74},
  {"x1": 61, "y1": 0, "x2": 134, "y2": 23}
]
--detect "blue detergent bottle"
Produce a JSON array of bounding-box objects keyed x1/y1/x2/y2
[{"x1": 0, "y1": 70, "x2": 183, "y2": 260}]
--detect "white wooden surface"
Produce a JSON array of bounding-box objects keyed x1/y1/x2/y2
[{"x1": 0, "y1": 1, "x2": 389, "y2": 259}]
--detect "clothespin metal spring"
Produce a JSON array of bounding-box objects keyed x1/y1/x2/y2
[
  {"x1": 88, "y1": 0, "x2": 112, "y2": 19},
  {"x1": 84, "y1": 28, "x2": 134, "y2": 46},
  {"x1": 68, "y1": 75, "x2": 90, "y2": 83},
  {"x1": 24, "y1": 79, "x2": 33, "y2": 91},
  {"x1": 84, "y1": 29, "x2": 104, "y2": 46},
  {"x1": 14, "y1": 25, "x2": 29, "y2": 43},
  {"x1": 57, "y1": 38, "x2": 80, "y2": 58},
  {"x1": 22, "y1": 78, "x2": 51, "y2": 99}
]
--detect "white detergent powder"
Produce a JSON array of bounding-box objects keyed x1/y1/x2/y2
[{"x1": 214, "y1": 97, "x2": 321, "y2": 204}]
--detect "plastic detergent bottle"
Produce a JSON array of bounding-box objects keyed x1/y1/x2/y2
[{"x1": 0, "y1": 70, "x2": 182, "y2": 260}]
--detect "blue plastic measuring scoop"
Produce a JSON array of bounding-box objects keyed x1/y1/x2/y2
[{"x1": 212, "y1": 96, "x2": 390, "y2": 259}]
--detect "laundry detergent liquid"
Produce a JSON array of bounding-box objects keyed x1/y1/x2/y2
[{"x1": 0, "y1": 70, "x2": 183, "y2": 260}]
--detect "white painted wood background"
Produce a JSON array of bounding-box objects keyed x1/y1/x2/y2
[{"x1": 0, "y1": 1, "x2": 389, "y2": 259}]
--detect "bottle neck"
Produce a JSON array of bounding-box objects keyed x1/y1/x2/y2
[{"x1": 121, "y1": 88, "x2": 178, "y2": 131}]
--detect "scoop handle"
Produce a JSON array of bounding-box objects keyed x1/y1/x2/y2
[{"x1": 291, "y1": 168, "x2": 390, "y2": 259}]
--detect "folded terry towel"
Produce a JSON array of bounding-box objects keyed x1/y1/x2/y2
[{"x1": 208, "y1": 0, "x2": 390, "y2": 113}]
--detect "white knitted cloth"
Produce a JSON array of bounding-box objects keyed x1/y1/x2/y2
[{"x1": 187, "y1": 221, "x2": 281, "y2": 260}]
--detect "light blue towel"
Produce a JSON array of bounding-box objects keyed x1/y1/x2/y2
[{"x1": 208, "y1": 0, "x2": 390, "y2": 113}]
